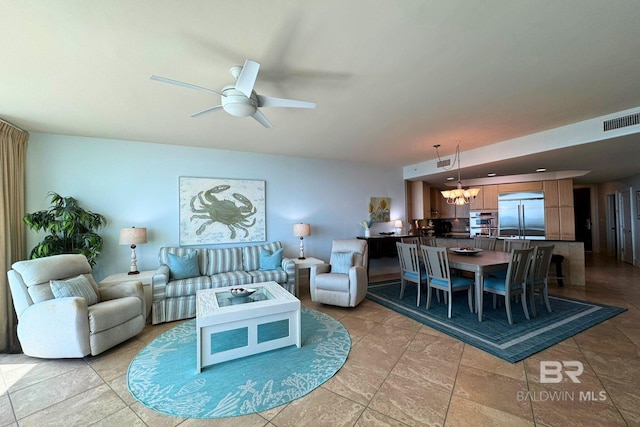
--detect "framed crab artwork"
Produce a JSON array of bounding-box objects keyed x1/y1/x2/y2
[{"x1": 179, "y1": 176, "x2": 266, "y2": 245}]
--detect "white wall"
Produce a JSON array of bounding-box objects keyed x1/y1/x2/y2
[{"x1": 25, "y1": 133, "x2": 405, "y2": 280}]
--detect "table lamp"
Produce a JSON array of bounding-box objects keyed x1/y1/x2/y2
[
  {"x1": 119, "y1": 227, "x2": 147, "y2": 274},
  {"x1": 394, "y1": 220, "x2": 403, "y2": 234},
  {"x1": 293, "y1": 223, "x2": 311, "y2": 259}
]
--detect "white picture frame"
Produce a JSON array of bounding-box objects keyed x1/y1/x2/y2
[{"x1": 179, "y1": 177, "x2": 266, "y2": 245}]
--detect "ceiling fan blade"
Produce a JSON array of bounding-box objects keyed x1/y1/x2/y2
[
  {"x1": 257, "y1": 94, "x2": 316, "y2": 109},
  {"x1": 149, "y1": 75, "x2": 223, "y2": 96},
  {"x1": 252, "y1": 109, "x2": 272, "y2": 128},
  {"x1": 235, "y1": 60, "x2": 260, "y2": 98},
  {"x1": 191, "y1": 105, "x2": 224, "y2": 118}
]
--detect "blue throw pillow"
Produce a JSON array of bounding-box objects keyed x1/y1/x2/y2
[
  {"x1": 168, "y1": 251, "x2": 200, "y2": 280},
  {"x1": 331, "y1": 252, "x2": 354, "y2": 274},
  {"x1": 50, "y1": 275, "x2": 100, "y2": 306},
  {"x1": 259, "y1": 248, "x2": 284, "y2": 271}
]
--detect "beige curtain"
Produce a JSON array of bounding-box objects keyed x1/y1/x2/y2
[{"x1": 0, "y1": 120, "x2": 28, "y2": 353}]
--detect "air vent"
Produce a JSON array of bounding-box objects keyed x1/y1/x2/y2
[
  {"x1": 437, "y1": 159, "x2": 451, "y2": 168},
  {"x1": 603, "y1": 112, "x2": 640, "y2": 132}
]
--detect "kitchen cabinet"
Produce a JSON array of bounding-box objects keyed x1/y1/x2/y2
[
  {"x1": 498, "y1": 181, "x2": 542, "y2": 193},
  {"x1": 471, "y1": 185, "x2": 497, "y2": 211},
  {"x1": 408, "y1": 181, "x2": 431, "y2": 219},
  {"x1": 438, "y1": 197, "x2": 455, "y2": 218},
  {"x1": 482, "y1": 185, "x2": 498, "y2": 210},
  {"x1": 559, "y1": 206, "x2": 576, "y2": 240},
  {"x1": 558, "y1": 179, "x2": 574, "y2": 207},
  {"x1": 435, "y1": 196, "x2": 469, "y2": 219},
  {"x1": 543, "y1": 179, "x2": 575, "y2": 240},
  {"x1": 545, "y1": 207, "x2": 560, "y2": 240},
  {"x1": 543, "y1": 181, "x2": 559, "y2": 207}
]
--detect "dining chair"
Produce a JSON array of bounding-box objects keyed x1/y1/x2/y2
[
  {"x1": 420, "y1": 235, "x2": 437, "y2": 247},
  {"x1": 502, "y1": 239, "x2": 531, "y2": 252},
  {"x1": 482, "y1": 247, "x2": 534, "y2": 324},
  {"x1": 396, "y1": 242, "x2": 425, "y2": 306},
  {"x1": 401, "y1": 236, "x2": 421, "y2": 244},
  {"x1": 421, "y1": 245, "x2": 474, "y2": 318},
  {"x1": 527, "y1": 245, "x2": 555, "y2": 317},
  {"x1": 473, "y1": 237, "x2": 496, "y2": 251},
  {"x1": 494, "y1": 239, "x2": 531, "y2": 279}
]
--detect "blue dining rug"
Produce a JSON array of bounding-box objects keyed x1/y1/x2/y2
[
  {"x1": 367, "y1": 280, "x2": 626, "y2": 363},
  {"x1": 127, "y1": 307, "x2": 350, "y2": 419}
]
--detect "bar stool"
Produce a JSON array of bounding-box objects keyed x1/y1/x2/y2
[{"x1": 550, "y1": 254, "x2": 565, "y2": 287}]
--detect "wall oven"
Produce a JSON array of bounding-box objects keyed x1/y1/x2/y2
[{"x1": 469, "y1": 211, "x2": 498, "y2": 237}]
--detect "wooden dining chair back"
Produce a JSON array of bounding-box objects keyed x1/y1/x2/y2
[
  {"x1": 420, "y1": 245, "x2": 474, "y2": 318},
  {"x1": 502, "y1": 239, "x2": 531, "y2": 252},
  {"x1": 482, "y1": 247, "x2": 534, "y2": 324},
  {"x1": 401, "y1": 236, "x2": 421, "y2": 244},
  {"x1": 527, "y1": 245, "x2": 555, "y2": 317},
  {"x1": 396, "y1": 242, "x2": 424, "y2": 306},
  {"x1": 420, "y1": 235, "x2": 437, "y2": 247},
  {"x1": 474, "y1": 237, "x2": 497, "y2": 251}
]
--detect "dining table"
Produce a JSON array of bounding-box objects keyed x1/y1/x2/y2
[{"x1": 447, "y1": 249, "x2": 512, "y2": 322}]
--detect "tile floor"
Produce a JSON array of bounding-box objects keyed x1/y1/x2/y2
[{"x1": 1, "y1": 253, "x2": 639, "y2": 426}]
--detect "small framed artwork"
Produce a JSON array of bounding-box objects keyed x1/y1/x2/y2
[
  {"x1": 369, "y1": 197, "x2": 391, "y2": 223},
  {"x1": 179, "y1": 177, "x2": 266, "y2": 245}
]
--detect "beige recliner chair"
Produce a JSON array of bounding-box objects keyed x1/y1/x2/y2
[
  {"x1": 7, "y1": 254, "x2": 146, "y2": 358},
  {"x1": 310, "y1": 239, "x2": 368, "y2": 307}
]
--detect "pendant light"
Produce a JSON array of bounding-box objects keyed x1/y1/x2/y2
[{"x1": 436, "y1": 143, "x2": 480, "y2": 205}]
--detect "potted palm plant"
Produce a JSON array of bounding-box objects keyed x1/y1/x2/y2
[{"x1": 23, "y1": 192, "x2": 108, "y2": 266}]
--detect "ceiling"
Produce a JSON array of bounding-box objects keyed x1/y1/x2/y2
[{"x1": 2, "y1": 1, "x2": 640, "y2": 185}]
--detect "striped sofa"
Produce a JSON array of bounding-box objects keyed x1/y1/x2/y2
[{"x1": 150, "y1": 241, "x2": 295, "y2": 324}]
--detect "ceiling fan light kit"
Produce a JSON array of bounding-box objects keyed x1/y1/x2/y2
[
  {"x1": 150, "y1": 59, "x2": 316, "y2": 128},
  {"x1": 221, "y1": 87, "x2": 258, "y2": 117}
]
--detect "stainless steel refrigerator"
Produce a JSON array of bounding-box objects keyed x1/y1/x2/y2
[{"x1": 498, "y1": 192, "x2": 546, "y2": 240}]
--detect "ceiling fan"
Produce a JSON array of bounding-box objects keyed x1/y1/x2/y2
[{"x1": 149, "y1": 59, "x2": 316, "y2": 128}]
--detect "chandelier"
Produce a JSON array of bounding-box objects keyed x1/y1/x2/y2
[{"x1": 435, "y1": 143, "x2": 481, "y2": 205}]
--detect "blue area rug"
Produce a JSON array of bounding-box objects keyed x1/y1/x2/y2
[
  {"x1": 367, "y1": 280, "x2": 626, "y2": 363},
  {"x1": 127, "y1": 307, "x2": 350, "y2": 418}
]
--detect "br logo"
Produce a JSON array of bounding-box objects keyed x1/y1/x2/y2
[{"x1": 540, "y1": 361, "x2": 584, "y2": 383}]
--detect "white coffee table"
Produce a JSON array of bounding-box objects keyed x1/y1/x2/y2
[{"x1": 196, "y1": 281, "x2": 301, "y2": 372}]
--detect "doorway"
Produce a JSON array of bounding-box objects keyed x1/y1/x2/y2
[
  {"x1": 574, "y1": 188, "x2": 592, "y2": 251},
  {"x1": 606, "y1": 194, "x2": 617, "y2": 257},
  {"x1": 617, "y1": 189, "x2": 634, "y2": 264}
]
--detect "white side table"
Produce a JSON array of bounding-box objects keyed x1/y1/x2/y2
[
  {"x1": 99, "y1": 270, "x2": 154, "y2": 321},
  {"x1": 291, "y1": 257, "x2": 325, "y2": 297}
]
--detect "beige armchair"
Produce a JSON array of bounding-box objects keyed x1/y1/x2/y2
[
  {"x1": 310, "y1": 239, "x2": 368, "y2": 307},
  {"x1": 7, "y1": 254, "x2": 145, "y2": 358}
]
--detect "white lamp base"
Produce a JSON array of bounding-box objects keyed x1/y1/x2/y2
[
  {"x1": 128, "y1": 245, "x2": 140, "y2": 275},
  {"x1": 298, "y1": 237, "x2": 306, "y2": 260}
]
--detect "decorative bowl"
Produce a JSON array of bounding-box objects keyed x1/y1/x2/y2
[
  {"x1": 451, "y1": 247, "x2": 483, "y2": 256},
  {"x1": 229, "y1": 288, "x2": 257, "y2": 298}
]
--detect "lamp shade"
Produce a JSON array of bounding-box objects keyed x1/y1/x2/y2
[
  {"x1": 394, "y1": 220, "x2": 403, "y2": 228},
  {"x1": 293, "y1": 223, "x2": 311, "y2": 237},
  {"x1": 119, "y1": 227, "x2": 147, "y2": 245}
]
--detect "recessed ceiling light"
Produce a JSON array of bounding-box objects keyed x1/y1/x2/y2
[
  {"x1": 446, "y1": 177, "x2": 455, "y2": 181},
  {"x1": 536, "y1": 168, "x2": 547, "y2": 172},
  {"x1": 487, "y1": 173, "x2": 497, "y2": 177}
]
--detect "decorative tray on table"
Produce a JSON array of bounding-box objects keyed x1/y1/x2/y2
[{"x1": 450, "y1": 247, "x2": 483, "y2": 255}]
